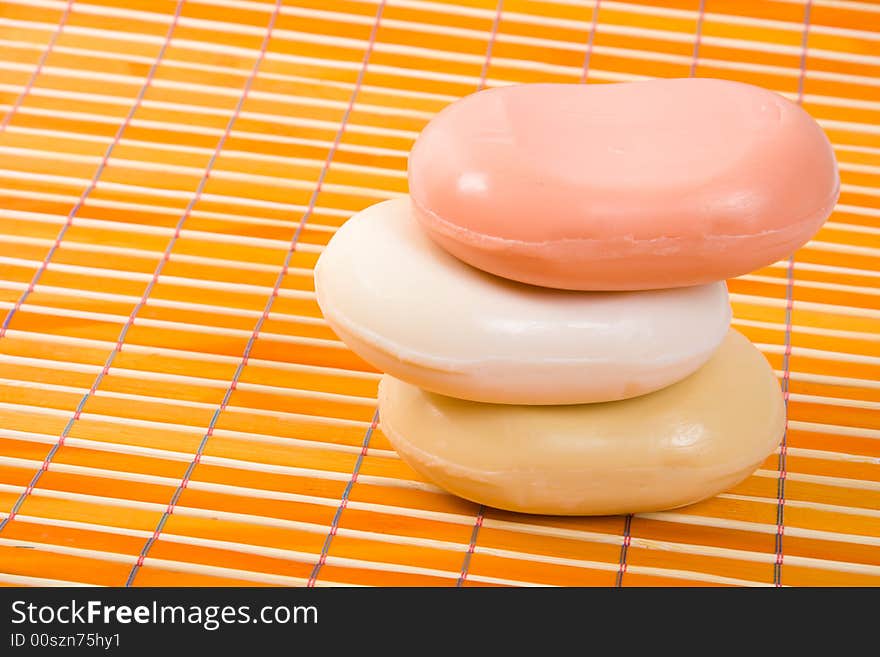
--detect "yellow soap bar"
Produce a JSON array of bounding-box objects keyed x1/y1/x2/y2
[{"x1": 378, "y1": 330, "x2": 785, "y2": 516}]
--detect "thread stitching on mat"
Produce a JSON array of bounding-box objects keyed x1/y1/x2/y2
[
  {"x1": 579, "y1": 0, "x2": 601, "y2": 84},
  {"x1": 0, "y1": 0, "x2": 77, "y2": 337},
  {"x1": 615, "y1": 515, "x2": 633, "y2": 587},
  {"x1": 124, "y1": 0, "x2": 386, "y2": 589},
  {"x1": 276, "y1": 0, "x2": 386, "y2": 588},
  {"x1": 614, "y1": 0, "x2": 705, "y2": 587},
  {"x1": 0, "y1": 0, "x2": 73, "y2": 133},
  {"x1": 454, "y1": 0, "x2": 503, "y2": 589},
  {"x1": 690, "y1": 0, "x2": 706, "y2": 78},
  {"x1": 307, "y1": 411, "x2": 379, "y2": 587},
  {"x1": 0, "y1": 1, "x2": 181, "y2": 341},
  {"x1": 457, "y1": 512, "x2": 484, "y2": 587},
  {"x1": 0, "y1": 0, "x2": 186, "y2": 536},
  {"x1": 121, "y1": 0, "x2": 286, "y2": 587},
  {"x1": 776, "y1": 0, "x2": 813, "y2": 589}
]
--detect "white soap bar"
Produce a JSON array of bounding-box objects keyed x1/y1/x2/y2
[{"x1": 315, "y1": 198, "x2": 732, "y2": 405}]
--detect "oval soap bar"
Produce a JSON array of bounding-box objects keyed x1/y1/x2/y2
[
  {"x1": 379, "y1": 330, "x2": 785, "y2": 516},
  {"x1": 409, "y1": 78, "x2": 839, "y2": 290},
  {"x1": 315, "y1": 198, "x2": 731, "y2": 405}
]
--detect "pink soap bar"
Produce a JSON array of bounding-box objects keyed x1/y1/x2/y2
[{"x1": 408, "y1": 79, "x2": 840, "y2": 290}]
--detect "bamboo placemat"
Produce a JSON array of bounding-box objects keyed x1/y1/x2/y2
[{"x1": 0, "y1": 0, "x2": 877, "y2": 588}]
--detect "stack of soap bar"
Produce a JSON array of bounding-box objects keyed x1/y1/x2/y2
[{"x1": 315, "y1": 78, "x2": 839, "y2": 516}]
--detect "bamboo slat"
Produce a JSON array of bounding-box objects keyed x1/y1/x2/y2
[{"x1": 0, "y1": 0, "x2": 877, "y2": 587}]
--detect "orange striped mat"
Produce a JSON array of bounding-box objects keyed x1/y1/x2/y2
[{"x1": 0, "y1": 0, "x2": 877, "y2": 587}]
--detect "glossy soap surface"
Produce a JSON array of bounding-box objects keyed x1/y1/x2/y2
[
  {"x1": 378, "y1": 330, "x2": 785, "y2": 516},
  {"x1": 409, "y1": 78, "x2": 839, "y2": 290},
  {"x1": 314, "y1": 198, "x2": 731, "y2": 405}
]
